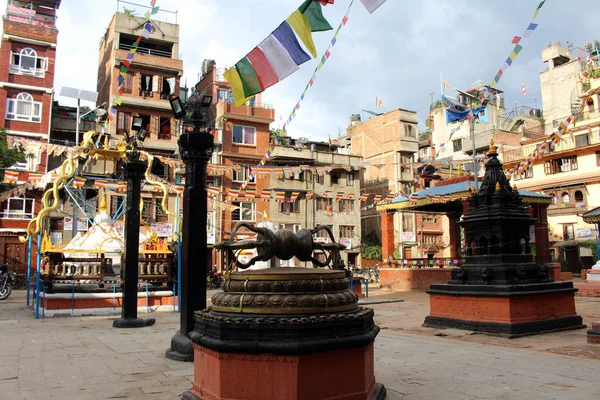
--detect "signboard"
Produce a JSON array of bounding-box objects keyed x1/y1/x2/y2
[
  {"x1": 576, "y1": 228, "x2": 594, "y2": 239},
  {"x1": 529, "y1": 225, "x2": 535, "y2": 244},
  {"x1": 401, "y1": 232, "x2": 416, "y2": 242},
  {"x1": 339, "y1": 238, "x2": 351, "y2": 249},
  {"x1": 151, "y1": 223, "x2": 173, "y2": 237},
  {"x1": 315, "y1": 237, "x2": 331, "y2": 244},
  {"x1": 63, "y1": 217, "x2": 88, "y2": 232},
  {"x1": 207, "y1": 231, "x2": 216, "y2": 245}
]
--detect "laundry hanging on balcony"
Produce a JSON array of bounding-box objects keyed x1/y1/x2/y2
[{"x1": 224, "y1": 0, "x2": 334, "y2": 106}]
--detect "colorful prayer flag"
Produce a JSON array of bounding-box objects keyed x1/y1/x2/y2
[
  {"x1": 287, "y1": 10, "x2": 317, "y2": 58},
  {"x1": 272, "y1": 21, "x2": 311, "y2": 66},
  {"x1": 522, "y1": 82, "x2": 527, "y2": 96},
  {"x1": 258, "y1": 35, "x2": 299, "y2": 82},
  {"x1": 3, "y1": 170, "x2": 19, "y2": 183},
  {"x1": 299, "y1": 0, "x2": 333, "y2": 32},
  {"x1": 246, "y1": 47, "x2": 279, "y2": 90},
  {"x1": 376, "y1": 97, "x2": 383, "y2": 107},
  {"x1": 359, "y1": 0, "x2": 387, "y2": 14},
  {"x1": 236, "y1": 57, "x2": 263, "y2": 97}
]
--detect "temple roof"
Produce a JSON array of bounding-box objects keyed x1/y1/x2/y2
[{"x1": 581, "y1": 206, "x2": 600, "y2": 224}]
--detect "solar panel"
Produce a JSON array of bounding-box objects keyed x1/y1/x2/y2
[{"x1": 59, "y1": 87, "x2": 98, "y2": 102}]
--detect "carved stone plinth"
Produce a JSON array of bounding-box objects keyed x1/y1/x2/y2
[
  {"x1": 185, "y1": 268, "x2": 385, "y2": 400},
  {"x1": 424, "y1": 143, "x2": 584, "y2": 337}
]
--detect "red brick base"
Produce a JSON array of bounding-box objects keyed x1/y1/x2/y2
[
  {"x1": 380, "y1": 268, "x2": 453, "y2": 291},
  {"x1": 575, "y1": 282, "x2": 600, "y2": 297},
  {"x1": 44, "y1": 294, "x2": 176, "y2": 310},
  {"x1": 190, "y1": 343, "x2": 377, "y2": 400},
  {"x1": 428, "y1": 291, "x2": 578, "y2": 324},
  {"x1": 588, "y1": 323, "x2": 600, "y2": 344}
]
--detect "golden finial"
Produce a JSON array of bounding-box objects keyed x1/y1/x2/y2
[
  {"x1": 103, "y1": 135, "x2": 110, "y2": 149},
  {"x1": 487, "y1": 139, "x2": 497, "y2": 155},
  {"x1": 99, "y1": 190, "x2": 107, "y2": 211},
  {"x1": 513, "y1": 184, "x2": 518, "y2": 191},
  {"x1": 495, "y1": 182, "x2": 501, "y2": 191}
]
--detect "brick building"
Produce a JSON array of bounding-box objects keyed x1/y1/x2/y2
[
  {"x1": 0, "y1": 0, "x2": 61, "y2": 274},
  {"x1": 96, "y1": 10, "x2": 183, "y2": 240},
  {"x1": 194, "y1": 61, "x2": 275, "y2": 270}
]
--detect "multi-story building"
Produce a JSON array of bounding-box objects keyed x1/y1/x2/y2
[
  {"x1": 96, "y1": 10, "x2": 183, "y2": 241},
  {"x1": 193, "y1": 60, "x2": 275, "y2": 269},
  {"x1": 502, "y1": 40, "x2": 600, "y2": 274},
  {"x1": 345, "y1": 108, "x2": 419, "y2": 258},
  {"x1": 267, "y1": 139, "x2": 363, "y2": 268},
  {"x1": 0, "y1": 0, "x2": 60, "y2": 273}
]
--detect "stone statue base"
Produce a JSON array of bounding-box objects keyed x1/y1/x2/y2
[
  {"x1": 112, "y1": 317, "x2": 155, "y2": 328},
  {"x1": 424, "y1": 281, "x2": 585, "y2": 337},
  {"x1": 165, "y1": 331, "x2": 194, "y2": 362},
  {"x1": 183, "y1": 267, "x2": 385, "y2": 400}
]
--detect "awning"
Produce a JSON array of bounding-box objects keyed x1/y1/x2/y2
[{"x1": 582, "y1": 206, "x2": 600, "y2": 224}]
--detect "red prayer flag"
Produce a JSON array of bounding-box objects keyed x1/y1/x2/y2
[
  {"x1": 511, "y1": 36, "x2": 521, "y2": 44},
  {"x1": 247, "y1": 47, "x2": 279, "y2": 90}
]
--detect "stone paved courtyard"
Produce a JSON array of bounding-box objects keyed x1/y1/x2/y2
[{"x1": 0, "y1": 289, "x2": 599, "y2": 399}]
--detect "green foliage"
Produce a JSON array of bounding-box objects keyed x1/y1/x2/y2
[
  {"x1": 0, "y1": 128, "x2": 25, "y2": 193},
  {"x1": 269, "y1": 128, "x2": 290, "y2": 146},
  {"x1": 591, "y1": 68, "x2": 600, "y2": 79},
  {"x1": 557, "y1": 257, "x2": 569, "y2": 272},
  {"x1": 361, "y1": 244, "x2": 382, "y2": 260},
  {"x1": 123, "y1": 7, "x2": 137, "y2": 19}
]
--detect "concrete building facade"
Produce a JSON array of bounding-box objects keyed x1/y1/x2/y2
[{"x1": 345, "y1": 109, "x2": 419, "y2": 258}]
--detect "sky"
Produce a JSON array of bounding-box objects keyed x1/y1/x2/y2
[{"x1": 4, "y1": 0, "x2": 600, "y2": 142}]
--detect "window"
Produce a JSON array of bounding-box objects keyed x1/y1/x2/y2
[
  {"x1": 279, "y1": 223, "x2": 301, "y2": 232},
  {"x1": 141, "y1": 198, "x2": 154, "y2": 222},
  {"x1": 6, "y1": 93, "x2": 42, "y2": 122},
  {"x1": 561, "y1": 192, "x2": 570, "y2": 204},
  {"x1": 404, "y1": 125, "x2": 416, "y2": 138},
  {"x1": 1, "y1": 197, "x2": 34, "y2": 219},
  {"x1": 315, "y1": 174, "x2": 323, "y2": 184},
  {"x1": 423, "y1": 214, "x2": 438, "y2": 224},
  {"x1": 122, "y1": 73, "x2": 133, "y2": 94},
  {"x1": 110, "y1": 195, "x2": 125, "y2": 216},
  {"x1": 117, "y1": 111, "x2": 131, "y2": 133},
  {"x1": 452, "y1": 139, "x2": 463, "y2": 152},
  {"x1": 160, "y1": 77, "x2": 175, "y2": 100},
  {"x1": 232, "y1": 201, "x2": 255, "y2": 221},
  {"x1": 550, "y1": 193, "x2": 557, "y2": 205},
  {"x1": 155, "y1": 198, "x2": 168, "y2": 222},
  {"x1": 544, "y1": 156, "x2": 578, "y2": 175},
  {"x1": 563, "y1": 224, "x2": 575, "y2": 240},
  {"x1": 338, "y1": 199, "x2": 354, "y2": 212},
  {"x1": 513, "y1": 168, "x2": 533, "y2": 181},
  {"x1": 402, "y1": 213, "x2": 414, "y2": 232},
  {"x1": 232, "y1": 125, "x2": 256, "y2": 145},
  {"x1": 597, "y1": 151, "x2": 600, "y2": 167},
  {"x1": 9, "y1": 48, "x2": 47, "y2": 77},
  {"x1": 397, "y1": 152, "x2": 412, "y2": 179},
  {"x1": 315, "y1": 225, "x2": 333, "y2": 238},
  {"x1": 330, "y1": 173, "x2": 340, "y2": 185},
  {"x1": 232, "y1": 165, "x2": 255, "y2": 183},
  {"x1": 279, "y1": 194, "x2": 300, "y2": 213},
  {"x1": 346, "y1": 172, "x2": 355, "y2": 186},
  {"x1": 315, "y1": 197, "x2": 333, "y2": 211},
  {"x1": 339, "y1": 225, "x2": 354, "y2": 239},
  {"x1": 140, "y1": 74, "x2": 155, "y2": 97},
  {"x1": 575, "y1": 190, "x2": 584, "y2": 204},
  {"x1": 158, "y1": 116, "x2": 171, "y2": 139},
  {"x1": 218, "y1": 89, "x2": 232, "y2": 103},
  {"x1": 575, "y1": 133, "x2": 590, "y2": 147}
]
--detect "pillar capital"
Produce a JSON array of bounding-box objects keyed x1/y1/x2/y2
[{"x1": 178, "y1": 131, "x2": 214, "y2": 162}]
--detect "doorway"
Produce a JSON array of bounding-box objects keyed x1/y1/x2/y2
[{"x1": 564, "y1": 246, "x2": 581, "y2": 274}]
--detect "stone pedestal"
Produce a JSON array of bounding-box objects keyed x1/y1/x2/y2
[
  {"x1": 184, "y1": 268, "x2": 385, "y2": 400},
  {"x1": 585, "y1": 262, "x2": 600, "y2": 283},
  {"x1": 424, "y1": 143, "x2": 584, "y2": 337},
  {"x1": 587, "y1": 323, "x2": 600, "y2": 344}
]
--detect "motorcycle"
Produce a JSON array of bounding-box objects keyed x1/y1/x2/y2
[{"x1": 0, "y1": 264, "x2": 14, "y2": 300}]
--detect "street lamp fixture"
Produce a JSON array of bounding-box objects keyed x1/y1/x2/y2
[
  {"x1": 200, "y1": 95, "x2": 213, "y2": 107},
  {"x1": 170, "y1": 96, "x2": 186, "y2": 119}
]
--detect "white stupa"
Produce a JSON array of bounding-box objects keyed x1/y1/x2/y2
[{"x1": 62, "y1": 192, "x2": 147, "y2": 272}]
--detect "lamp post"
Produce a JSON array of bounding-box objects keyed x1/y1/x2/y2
[
  {"x1": 166, "y1": 93, "x2": 214, "y2": 361},
  {"x1": 113, "y1": 151, "x2": 155, "y2": 328}
]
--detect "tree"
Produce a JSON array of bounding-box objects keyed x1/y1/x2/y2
[{"x1": 0, "y1": 128, "x2": 25, "y2": 193}]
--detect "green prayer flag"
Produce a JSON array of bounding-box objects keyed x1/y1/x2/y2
[
  {"x1": 321, "y1": 55, "x2": 327, "y2": 64},
  {"x1": 236, "y1": 58, "x2": 262, "y2": 97},
  {"x1": 151, "y1": 6, "x2": 160, "y2": 15},
  {"x1": 299, "y1": 0, "x2": 332, "y2": 32},
  {"x1": 513, "y1": 44, "x2": 523, "y2": 54}
]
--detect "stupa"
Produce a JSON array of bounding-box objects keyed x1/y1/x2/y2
[{"x1": 424, "y1": 141, "x2": 585, "y2": 336}]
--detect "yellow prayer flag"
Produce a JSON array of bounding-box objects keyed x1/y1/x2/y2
[
  {"x1": 286, "y1": 10, "x2": 317, "y2": 58},
  {"x1": 223, "y1": 67, "x2": 254, "y2": 107}
]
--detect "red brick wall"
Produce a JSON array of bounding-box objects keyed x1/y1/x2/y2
[
  {"x1": 3, "y1": 88, "x2": 52, "y2": 136},
  {"x1": 380, "y1": 268, "x2": 453, "y2": 291},
  {"x1": 380, "y1": 211, "x2": 394, "y2": 260},
  {"x1": 3, "y1": 20, "x2": 57, "y2": 43}
]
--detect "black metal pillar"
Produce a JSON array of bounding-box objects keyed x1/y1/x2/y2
[
  {"x1": 166, "y1": 131, "x2": 213, "y2": 361},
  {"x1": 113, "y1": 158, "x2": 155, "y2": 328}
]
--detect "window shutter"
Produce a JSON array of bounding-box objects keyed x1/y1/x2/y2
[
  {"x1": 151, "y1": 115, "x2": 159, "y2": 135},
  {"x1": 153, "y1": 75, "x2": 159, "y2": 92},
  {"x1": 42, "y1": 57, "x2": 49, "y2": 71}
]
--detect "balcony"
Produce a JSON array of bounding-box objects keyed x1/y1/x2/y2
[
  {"x1": 51, "y1": 116, "x2": 96, "y2": 133},
  {"x1": 214, "y1": 100, "x2": 274, "y2": 124},
  {"x1": 6, "y1": 1, "x2": 57, "y2": 28}
]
